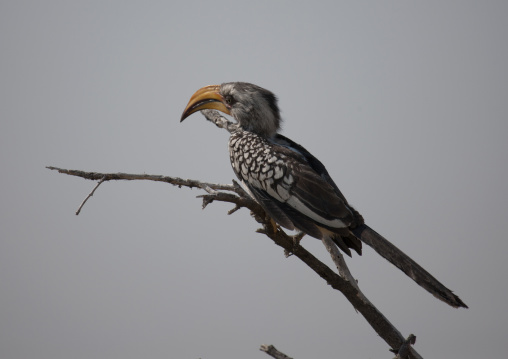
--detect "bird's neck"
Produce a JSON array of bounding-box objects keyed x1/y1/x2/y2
[
  {"x1": 236, "y1": 124, "x2": 277, "y2": 140},
  {"x1": 234, "y1": 110, "x2": 280, "y2": 138}
]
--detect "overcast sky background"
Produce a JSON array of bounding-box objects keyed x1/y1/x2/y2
[{"x1": 1, "y1": 1, "x2": 507, "y2": 358}]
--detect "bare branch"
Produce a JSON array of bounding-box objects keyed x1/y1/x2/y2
[
  {"x1": 260, "y1": 344, "x2": 293, "y2": 359},
  {"x1": 46, "y1": 166, "x2": 238, "y2": 193},
  {"x1": 47, "y1": 164, "x2": 423, "y2": 358},
  {"x1": 227, "y1": 204, "x2": 241, "y2": 215},
  {"x1": 255, "y1": 220, "x2": 423, "y2": 358},
  {"x1": 46, "y1": 166, "x2": 244, "y2": 214}
]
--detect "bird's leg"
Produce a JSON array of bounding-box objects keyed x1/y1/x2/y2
[
  {"x1": 256, "y1": 214, "x2": 279, "y2": 235},
  {"x1": 252, "y1": 212, "x2": 279, "y2": 239},
  {"x1": 290, "y1": 231, "x2": 305, "y2": 246},
  {"x1": 269, "y1": 218, "x2": 278, "y2": 234},
  {"x1": 282, "y1": 231, "x2": 305, "y2": 257},
  {"x1": 280, "y1": 231, "x2": 305, "y2": 257}
]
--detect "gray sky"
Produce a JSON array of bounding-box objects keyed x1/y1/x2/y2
[{"x1": 1, "y1": 1, "x2": 507, "y2": 358}]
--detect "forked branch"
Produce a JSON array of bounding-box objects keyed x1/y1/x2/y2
[{"x1": 46, "y1": 110, "x2": 421, "y2": 358}]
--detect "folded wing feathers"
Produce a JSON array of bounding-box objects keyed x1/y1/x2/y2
[
  {"x1": 243, "y1": 149, "x2": 354, "y2": 231},
  {"x1": 289, "y1": 166, "x2": 353, "y2": 226}
]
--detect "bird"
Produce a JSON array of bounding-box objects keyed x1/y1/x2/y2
[{"x1": 180, "y1": 82, "x2": 467, "y2": 309}]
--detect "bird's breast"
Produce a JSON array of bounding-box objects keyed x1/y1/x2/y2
[{"x1": 229, "y1": 131, "x2": 293, "y2": 202}]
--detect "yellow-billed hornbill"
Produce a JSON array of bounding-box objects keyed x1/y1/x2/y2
[{"x1": 180, "y1": 82, "x2": 467, "y2": 309}]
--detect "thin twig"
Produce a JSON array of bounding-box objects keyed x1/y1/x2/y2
[
  {"x1": 199, "y1": 183, "x2": 218, "y2": 195},
  {"x1": 227, "y1": 204, "x2": 241, "y2": 215},
  {"x1": 76, "y1": 177, "x2": 105, "y2": 215}
]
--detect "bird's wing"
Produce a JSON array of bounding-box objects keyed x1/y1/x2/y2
[
  {"x1": 242, "y1": 141, "x2": 355, "y2": 232},
  {"x1": 244, "y1": 182, "x2": 320, "y2": 237},
  {"x1": 284, "y1": 162, "x2": 354, "y2": 227},
  {"x1": 273, "y1": 134, "x2": 350, "y2": 204},
  {"x1": 241, "y1": 180, "x2": 296, "y2": 230}
]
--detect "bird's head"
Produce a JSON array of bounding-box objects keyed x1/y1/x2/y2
[{"x1": 180, "y1": 82, "x2": 281, "y2": 137}]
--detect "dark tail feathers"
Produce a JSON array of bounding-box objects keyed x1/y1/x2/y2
[{"x1": 351, "y1": 224, "x2": 467, "y2": 308}]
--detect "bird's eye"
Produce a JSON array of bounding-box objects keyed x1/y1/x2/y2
[{"x1": 224, "y1": 95, "x2": 235, "y2": 106}]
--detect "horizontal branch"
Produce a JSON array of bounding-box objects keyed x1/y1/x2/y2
[{"x1": 46, "y1": 166, "x2": 241, "y2": 194}]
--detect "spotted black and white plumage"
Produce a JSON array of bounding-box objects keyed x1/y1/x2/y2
[
  {"x1": 180, "y1": 81, "x2": 468, "y2": 308},
  {"x1": 229, "y1": 128, "x2": 363, "y2": 256}
]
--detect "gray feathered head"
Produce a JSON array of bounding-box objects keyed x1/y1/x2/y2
[{"x1": 181, "y1": 82, "x2": 281, "y2": 137}]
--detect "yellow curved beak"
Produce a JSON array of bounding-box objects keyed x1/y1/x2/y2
[{"x1": 180, "y1": 85, "x2": 230, "y2": 122}]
